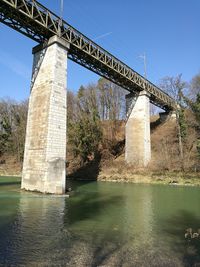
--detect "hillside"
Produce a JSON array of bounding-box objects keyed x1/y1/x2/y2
[
  {"x1": 0, "y1": 113, "x2": 199, "y2": 183},
  {"x1": 67, "y1": 112, "x2": 199, "y2": 183}
]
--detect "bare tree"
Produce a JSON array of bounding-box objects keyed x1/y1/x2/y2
[
  {"x1": 159, "y1": 75, "x2": 187, "y2": 168},
  {"x1": 0, "y1": 98, "x2": 28, "y2": 161},
  {"x1": 190, "y1": 73, "x2": 200, "y2": 100}
]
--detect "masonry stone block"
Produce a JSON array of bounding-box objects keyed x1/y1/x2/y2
[
  {"x1": 125, "y1": 90, "x2": 151, "y2": 167},
  {"x1": 21, "y1": 36, "x2": 69, "y2": 194}
]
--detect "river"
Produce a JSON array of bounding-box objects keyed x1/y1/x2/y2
[{"x1": 0, "y1": 176, "x2": 200, "y2": 266}]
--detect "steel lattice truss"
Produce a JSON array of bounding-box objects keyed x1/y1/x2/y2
[{"x1": 0, "y1": 0, "x2": 176, "y2": 110}]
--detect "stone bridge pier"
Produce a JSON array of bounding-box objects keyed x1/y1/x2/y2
[
  {"x1": 125, "y1": 91, "x2": 151, "y2": 167},
  {"x1": 21, "y1": 36, "x2": 69, "y2": 194}
]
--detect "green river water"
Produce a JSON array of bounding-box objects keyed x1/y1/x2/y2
[{"x1": 0, "y1": 176, "x2": 200, "y2": 266}]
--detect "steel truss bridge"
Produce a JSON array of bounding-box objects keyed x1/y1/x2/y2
[{"x1": 0, "y1": 0, "x2": 176, "y2": 111}]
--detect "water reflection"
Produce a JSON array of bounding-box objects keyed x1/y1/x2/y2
[
  {"x1": 63, "y1": 182, "x2": 127, "y2": 266},
  {"x1": 123, "y1": 184, "x2": 153, "y2": 238},
  {"x1": 1, "y1": 180, "x2": 200, "y2": 266},
  {"x1": 0, "y1": 192, "x2": 67, "y2": 266}
]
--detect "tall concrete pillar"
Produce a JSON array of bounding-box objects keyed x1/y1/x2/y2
[
  {"x1": 21, "y1": 36, "x2": 69, "y2": 194},
  {"x1": 125, "y1": 90, "x2": 151, "y2": 166}
]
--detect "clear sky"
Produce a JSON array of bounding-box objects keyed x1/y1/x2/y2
[{"x1": 0, "y1": 0, "x2": 199, "y2": 101}]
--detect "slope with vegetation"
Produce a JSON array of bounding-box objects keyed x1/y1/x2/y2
[{"x1": 0, "y1": 74, "x2": 199, "y2": 183}]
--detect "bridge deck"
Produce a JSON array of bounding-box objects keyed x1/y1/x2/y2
[{"x1": 0, "y1": 0, "x2": 176, "y2": 110}]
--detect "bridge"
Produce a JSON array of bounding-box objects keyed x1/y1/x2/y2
[{"x1": 0, "y1": 0, "x2": 177, "y2": 194}]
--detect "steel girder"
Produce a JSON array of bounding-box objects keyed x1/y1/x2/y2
[{"x1": 0, "y1": 0, "x2": 176, "y2": 111}]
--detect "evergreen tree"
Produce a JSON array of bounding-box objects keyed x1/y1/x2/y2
[
  {"x1": 0, "y1": 116, "x2": 12, "y2": 156},
  {"x1": 68, "y1": 86, "x2": 102, "y2": 164}
]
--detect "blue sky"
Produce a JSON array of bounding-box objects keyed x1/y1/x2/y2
[{"x1": 0, "y1": 0, "x2": 199, "y2": 101}]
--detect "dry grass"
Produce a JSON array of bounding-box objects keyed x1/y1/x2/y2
[{"x1": 0, "y1": 154, "x2": 22, "y2": 176}]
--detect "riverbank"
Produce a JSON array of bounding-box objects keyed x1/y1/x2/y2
[
  {"x1": 1, "y1": 156, "x2": 200, "y2": 187},
  {"x1": 97, "y1": 171, "x2": 200, "y2": 186},
  {"x1": 2, "y1": 172, "x2": 199, "y2": 187},
  {"x1": 67, "y1": 154, "x2": 200, "y2": 186},
  {"x1": 1, "y1": 172, "x2": 200, "y2": 187}
]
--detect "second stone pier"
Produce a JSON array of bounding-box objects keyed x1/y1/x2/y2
[
  {"x1": 125, "y1": 90, "x2": 151, "y2": 167},
  {"x1": 21, "y1": 36, "x2": 69, "y2": 194}
]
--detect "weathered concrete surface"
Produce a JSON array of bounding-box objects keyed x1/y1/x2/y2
[
  {"x1": 125, "y1": 91, "x2": 151, "y2": 166},
  {"x1": 21, "y1": 36, "x2": 69, "y2": 194}
]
